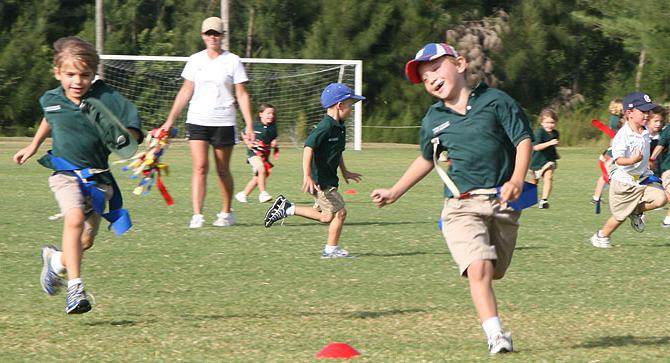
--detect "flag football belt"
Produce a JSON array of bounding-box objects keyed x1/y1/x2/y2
[
  {"x1": 430, "y1": 137, "x2": 537, "y2": 211},
  {"x1": 41, "y1": 151, "x2": 132, "y2": 235}
]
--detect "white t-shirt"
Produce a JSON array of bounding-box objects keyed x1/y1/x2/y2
[
  {"x1": 610, "y1": 122, "x2": 652, "y2": 185},
  {"x1": 181, "y1": 50, "x2": 249, "y2": 127}
]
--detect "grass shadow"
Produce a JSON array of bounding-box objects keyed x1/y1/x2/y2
[
  {"x1": 574, "y1": 335, "x2": 670, "y2": 349},
  {"x1": 84, "y1": 319, "x2": 148, "y2": 327},
  {"x1": 354, "y1": 251, "x2": 449, "y2": 258}
]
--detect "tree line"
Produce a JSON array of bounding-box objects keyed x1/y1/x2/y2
[{"x1": 1, "y1": 0, "x2": 669, "y2": 144}]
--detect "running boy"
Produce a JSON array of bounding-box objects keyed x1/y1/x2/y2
[
  {"x1": 590, "y1": 92, "x2": 666, "y2": 248},
  {"x1": 527, "y1": 108, "x2": 559, "y2": 209},
  {"x1": 370, "y1": 43, "x2": 533, "y2": 354},
  {"x1": 264, "y1": 83, "x2": 364, "y2": 259},
  {"x1": 13, "y1": 36, "x2": 142, "y2": 314},
  {"x1": 236, "y1": 103, "x2": 278, "y2": 203}
]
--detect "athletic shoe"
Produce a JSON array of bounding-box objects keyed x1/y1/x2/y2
[
  {"x1": 189, "y1": 214, "x2": 204, "y2": 228},
  {"x1": 629, "y1": 213, "x2": 645, "y2": 233},
  {"x1": 235, "y1": 192, "x2": 248, "y2": 203},
  {"x1": 48, "y1": 212, "x2": 63, "y2": 221},
  {"x1": 65, "y1": 283, "x2": 91, "y2": 314},
  {"x1": 488, "y1": 331, "x2": 513, "y2": 354},
  {"x1": 321, "y1": 246, "x2": 351, "y2": 259},
  {"x1": 590, "y1": 232, "x2": 611, "y2": 248},
  {"x1": 213, "y1": 211, "x2": 236, "y2": 227},
  {"x1": 662, "y1": 219, "x2": 670, "y2": 228},
  {"x1": 590, "y1": 197, "x2": 600, "y2": 204},
  {"x1": 258, "y1": 191, "x2": 273, "y2": 203},
  {"x1": 40, "y1": 245, "x2": 64, "y2": 295},
  {"x1": 538, "y1": 199, "x2": 549, "y2": 209},
  {"x1": 264, "y1": 195, "x2": 291, "y2": 227}
]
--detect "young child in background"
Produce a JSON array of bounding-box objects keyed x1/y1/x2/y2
[
  {"x1": 236, "y1": 103, "x2": 278, "y2": 203},
  {"x1": 647, "y1": 106, "x2": 665, "y2": 175},
  {"x1": 13, "y1": 36, "x2": 143, "y2": 314},
  {"x1": 608, "y1": 98, "x2": 624, "y2": 133},
  {"x1": 649, "y1": 106, "x2": 670, "y2": 226},
  {"x1": 527, "y1": 108, "x2": 559, "y2": 209},
  {"x1": 370, "y1": 43, "x2": 533, "y2": 354},
  {"x1": 591, "y1": 92, "x2": 666, "y2": 248},
  {"x1": 264, "y1": 83, "x2": 364, "y2": 259}
]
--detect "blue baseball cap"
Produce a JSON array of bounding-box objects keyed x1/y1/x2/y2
[
  {"x1": 320, "y1": 83, "x2": 365, "y2": 109},
  {"x1": 623, "y1": 91, "x2": 656, "y2": 112},
  {"x1": 405, "y1": 43, "x2": 460, "y2": 84}
]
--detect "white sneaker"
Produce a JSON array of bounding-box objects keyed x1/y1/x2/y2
[
  {"x1": 189, "y1": 214, "x2": 204, "y2": 228},
  {"x1": 590, "y1": 232, "x2": 611, "y2": 248},
  {"x1": 213, "y1": 211, "x2": 235, "y2": 227},
  {"x1": 488, "y1": 331, "x2": 513, "y2": 354},
  {"x1": 235, "y1": 192, "x2": 248, "y2": 203},
  {"x1": 630, "y1": 213, "x2": 645, "y2": 233},
  {"x1": 258, "y1": 191, "x2": 273, "y2": 203}
]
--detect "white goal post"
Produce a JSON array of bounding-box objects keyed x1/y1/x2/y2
[{"x1": 99, "y1": 55, "x2": 364, "y2": 150}]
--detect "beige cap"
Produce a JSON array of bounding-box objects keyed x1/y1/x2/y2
[{"x1": 201, "y1": 17, "x2": 223, "y2": 33}]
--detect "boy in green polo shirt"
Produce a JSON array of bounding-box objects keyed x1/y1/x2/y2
[
  {"x1": 371, "y1": 43, "x2": 532, "y2": 354},
  {"x1": 13, "y1": 36, "x2": 142, "y2": 314},
  {"x1": 264, "y1": 83, "x2": 364, "y2": 258},
  {"x1": 527, "y1": 108, "x2": 560, "y2": 209}
]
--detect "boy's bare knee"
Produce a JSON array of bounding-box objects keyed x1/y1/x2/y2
[
  {"x1": 81, "y1": 235, "x2": 94, "y2": 250},
  {"x1": 319, "y1": 213, "x2": 334, "y2": 223},
  {"x1": 336, "y1": 208, "x2": 347, "y2": 220}
]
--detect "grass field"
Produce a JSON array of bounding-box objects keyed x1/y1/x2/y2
[{"x1": 2, "y1": 138, "x2": 670, "y2": 362}]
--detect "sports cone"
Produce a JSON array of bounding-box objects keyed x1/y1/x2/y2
[
  {"x1": 344, "y1": 189, "x2": 358, "y2": 195},
  {"x1": 315, "y1": 342, "x2": 360, "y2": 359}
]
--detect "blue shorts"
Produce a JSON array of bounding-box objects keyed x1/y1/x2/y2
[{"x1": 185, "y1": 124, "x2": 238, "y2": 147}]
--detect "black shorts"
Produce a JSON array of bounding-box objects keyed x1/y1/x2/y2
[{"x1": 185, "y1": 124, "x2": 238, "y2": 147}]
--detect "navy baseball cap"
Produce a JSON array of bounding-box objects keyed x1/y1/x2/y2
[
  {"x1": 405, "y1": 43, "x2": 459, "y2": 84},
  {"x1": 623, "y1": 91, "x2": 656, "y2": 112},
  {"x1": 320, "y1": 83, "x2": 365, "y2": 109}
]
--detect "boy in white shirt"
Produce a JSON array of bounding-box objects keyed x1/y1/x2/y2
[{"x1": 590, "y1": 92, "x2": 667, "y2": 248}]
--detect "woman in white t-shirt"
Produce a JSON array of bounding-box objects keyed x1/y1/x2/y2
[{"x1": 161, "y1": 17, "x2": 255, "y2": 228}]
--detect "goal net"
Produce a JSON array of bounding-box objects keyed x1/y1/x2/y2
[{"x1": 99, "y1": 55, "x2": 364, "y2": 150}]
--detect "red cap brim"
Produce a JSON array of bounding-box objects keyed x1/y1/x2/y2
[{"x1": 405, "y1": 60, "x2": 422, "y2": 84}]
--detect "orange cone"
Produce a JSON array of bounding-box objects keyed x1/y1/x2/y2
[
  {"x1": 344, "y1": 189, "x2": 358, "y2": 195},
  {"x1": 315, "y1": 342, "x2": 360, "y2": 359}
]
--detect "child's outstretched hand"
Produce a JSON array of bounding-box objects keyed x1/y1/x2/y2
[
  {"x1": 499, "y1": 180, "x2": 522, "y2": 203},
  {"x1": 13, "y1": 146, "x2": 37, "y2": 165},
  {"x1": 302, "y1": 175, "x2": 320, "y2": 194},
  {"x1": 342, "y1": 170, "x2": 362, "y2": 184},
  {"x1": 630, "y1": 148, "x2": 643, "y2": 163},
  {"x1": 370, "y1": 188, "x2": 396, "y2": 208}
]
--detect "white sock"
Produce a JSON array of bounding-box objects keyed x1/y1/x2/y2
[
  {"x1": 68, "y1": 278, "x2": 83, "y2": 288},
  {"x1": 597, "y1": 230, "x2": 607, "y2": 238},
  {"x1": 324, "y1": 245, "x2": 337, "y2": 253},
  {"x1": 482, "y1": 316, "x2": 503, "y2": 340},
  {"x1": 50, "y1": 251, "x2": 66, "y2": 275},
  {"x1": 286, "y1": 205, "x2": 295, "y2": 215},
  {"x1": 593, "y1": 195, "x2": 600, "y2": 201}
]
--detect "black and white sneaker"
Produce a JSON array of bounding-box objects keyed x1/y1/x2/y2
[{"x1": 264, "y1": 195, "x2": 291, "y2": 228}]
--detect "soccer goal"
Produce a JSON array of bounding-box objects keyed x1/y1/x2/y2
[{"x1": 99, "y1": 55, "x2": 364, "y2": 150}]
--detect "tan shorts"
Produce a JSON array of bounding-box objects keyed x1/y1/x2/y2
[
  {"x1": 528, "y1": 161, "x2": 556, "y2": 180},
  {"x1": 311, "y1": 187, "x2": 345, "y2": 214},
  {"x1": 48, "y1": 173, "x2": 113, "y2": 237},
  {"x1": 440, "y1": 196, "x2": 520, "y2": 277},
  {"x1": 662, "y1": 170, "x2": 670, "y2": 192},
  {"x1": 248, "y1": 155, "x2": 264, "y2": 175},
  {"x1": 609, "y1": 179, "x2": 665, "y2": 221}
]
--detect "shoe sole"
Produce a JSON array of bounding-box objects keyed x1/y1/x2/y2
[
  {"x1": 662, "y1": 223, "x2": 670, "y2": 228},
  {"x1": 40, "y1": 245, "x2": 61, "y2": 295},
  {"x1": 66, "y1": 299, "x2": 92, "y2": 314}
]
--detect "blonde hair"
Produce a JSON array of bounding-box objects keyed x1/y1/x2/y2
[
  {"x1": 53, "y1": 36, "x2": 99, "y2": 72},
  {"x1": 608, "y1": 98, "x2": 623, "y2": 116},
  {"x1": 538, "y1": 108, "x2": 558, "y2": 123}
]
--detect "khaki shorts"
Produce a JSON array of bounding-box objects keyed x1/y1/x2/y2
[
  {"x1": 528, "y1": 161, "x2": 556, "y2": 180},
  {"x1": 48, "y1": 173, "x2": 113, "y2": 237},
  {"x1": 662, "y1": 170, "x2": 670, "y2": 192},
  {"x1": 248, "y1": 155, "x2": 264, "y2": 175},
  {"x1": 609, "y1": 179, "x2": 665, "y2": 221},
  {"x1": 440, "y1": 196, "x2": 520, "y2": 277},
  {"x1": 311, "y1": 187, "x2": 345, "y2": 214}
]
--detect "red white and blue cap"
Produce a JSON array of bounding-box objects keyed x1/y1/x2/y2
[
  {"x1": 623, "y1": 91, "x2": 656, "y2": 112},
  {"x1": 320, "y1": 83, "x2": 366, "y2": 109},
  {"x1": 405, "y1": 43, "x2": 459, "y2": 84}
]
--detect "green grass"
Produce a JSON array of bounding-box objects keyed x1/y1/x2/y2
[{"x1": 2, "y1": 139, "x2": 670, "y2": 362}]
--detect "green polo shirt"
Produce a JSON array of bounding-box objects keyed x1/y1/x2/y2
[
  {"x1": 656, "y1": 125, "x2": 670, "y2": 173},
  {"x1": 39, "y1": 80, "x2": 142, "y2": 184},
  {"x1": 419, "y1": 83, "x2": 532, "y2": 198},
  {"x1": 530, "y1": 127, "x2": 559, "y2": 170},
  {"x1": 246, "y1": 121, "x2": 278, "y2": 158},
  {"x1": 304, "y1": 115, "x2": 346, "y2": 189}
]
